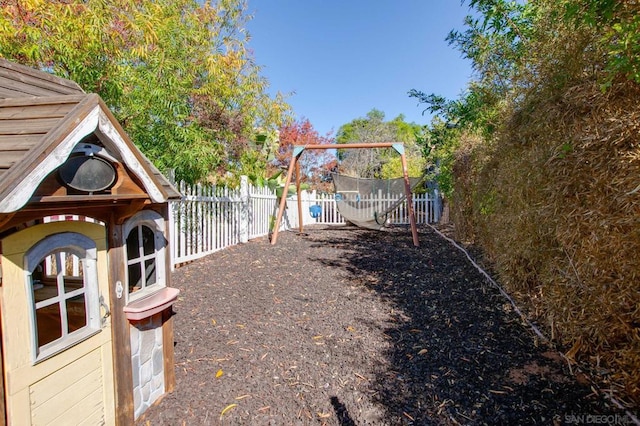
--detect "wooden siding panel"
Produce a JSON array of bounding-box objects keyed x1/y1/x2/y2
[
  {"x1": 76, "y1": 403, "x2": 108, "y2": 426},
  {"x1": 0, "y1": 95, "x2": 85, "y2": 108},
  {"x1": 0, "y1": 80, "x2": 72, "y2": 98},
  {"x1": 28, "y1": 348, "x2": 102, "y2": 405},
  {"x1": 0, "y1": 134, "x2": 43, "y2": 150},
  {"x1": 30, "y1": 365, "x2": 102, "y2": 409},
  {"x1": 0, "y1": 117, "x2": 60, "y2": 135},
  {"x1": 0, "y1": 102, "x2": 77, "y2": 120},
  {"x1": 29, "y1": 349, "x2": 104, "y2": 424},
  {"x1": 0, "y1": 151, "x2": 26, "y2": 169},
  {"x1": 0, "y1": 86, "x2": 40, "y2": 99},
  {"x1": 0, "y1": 96, "x2": 98, "y2": 192},
  {"x1": 39, "y1": 387, "x2": 104, "y2": 426}
]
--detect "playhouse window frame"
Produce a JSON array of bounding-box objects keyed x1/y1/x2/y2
[
  {"x1": 24, "y1": 232, "x2": 101, "y2": 364},
  {"x1": 124, "y1": 210, "x2": 167, "y2": 303}
]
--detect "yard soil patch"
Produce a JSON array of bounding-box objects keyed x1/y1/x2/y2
[{"x1": 138, "y1": 225, "x2": 631, "y2": 425}]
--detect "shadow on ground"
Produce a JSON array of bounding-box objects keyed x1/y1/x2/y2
[
  {"x1": 306, "y1": 226, "x2": 625, "y2": 425},
  {"x1": 137, "y1": 225, "x2": 632, "y2": 426}
]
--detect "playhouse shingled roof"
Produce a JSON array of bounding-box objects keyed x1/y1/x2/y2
[{"x1": 0, "y1": 58, "x2": 180, "y2": 214}]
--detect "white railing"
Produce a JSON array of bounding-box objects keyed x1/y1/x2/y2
[
  {"x1": 289, "y1": 191, "x2": 442, "y2": 227},
  {"x1": 170, "y1": 181, "x2": 243, "y2": 266},
  {"x1": 169, "y1": 176, "x2": 442, "y2": 267},
  {"x1": 247, "y1": 183, "x2": 278, "y2": 239}
]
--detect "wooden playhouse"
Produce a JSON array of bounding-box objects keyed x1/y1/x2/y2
[{"x1": 0, "y1": 58, "x2": 181, "y2": 424}]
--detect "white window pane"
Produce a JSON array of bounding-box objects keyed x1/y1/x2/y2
[
  {"x1": 35, "y1": 304, "x2": 62, "y2": 347},
  {"x1": 66, "y1": 297, "x2": 87, "y2": 333},
  {"x1": 126, "y1": 228, "x2": 140, "y2": 260},
  {"x1": 128, "y1": 263, "x2": 143, "y2": 293},
  {"x1": 144, "y1": 259, "x2": 156, "y2": 287},
  {"x1": 142, "y1": 226, "x2": 155, "y2": 256}
]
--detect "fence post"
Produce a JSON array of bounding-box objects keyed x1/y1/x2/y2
[
  {"x1": 168, "y1": 200, "x2": 176, "y2": 271},
  {"x1": 240, "y1": 175, "x2": 249, "y2": 243}
]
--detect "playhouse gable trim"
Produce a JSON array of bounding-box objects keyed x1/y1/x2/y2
[
  {"x1": 0, "y1": 95, "x2": 100, "y2": 212},
  {"x1": 0, "y1": 94, "x2": 179, "y2": 214}
]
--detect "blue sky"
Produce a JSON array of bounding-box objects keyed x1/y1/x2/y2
[{"x1": 246, "y1": 1, "x2": 475, "y2": 137}]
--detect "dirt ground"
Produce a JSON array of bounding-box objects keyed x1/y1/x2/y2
[{"x1": 137, "y1": 225, "x2": 633, "y2": 425}]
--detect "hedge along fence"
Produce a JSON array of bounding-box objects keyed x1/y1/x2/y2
[{"x1": 451, "y1": 80, "x2": 640, "y2": 406}]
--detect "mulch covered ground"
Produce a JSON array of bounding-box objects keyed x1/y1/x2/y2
[{"x1": 137, "y1": 225, "x2": 632, "y2": 425}]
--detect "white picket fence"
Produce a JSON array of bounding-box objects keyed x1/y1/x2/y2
[{"x1": 169, "y1": 176, "x2": 442, "y2": 267}]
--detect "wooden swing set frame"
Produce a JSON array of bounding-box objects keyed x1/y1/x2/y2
[{"x1": 270, "y1": 142, "x2": 420, "y2": 247}]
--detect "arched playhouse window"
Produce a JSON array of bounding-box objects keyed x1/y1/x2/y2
[
  {"x1": 123, "y1": 210, "x2": 167, "y2": 302},
  {"x1": 24, "y1": 232, "x2": 101, "y2": 363}
]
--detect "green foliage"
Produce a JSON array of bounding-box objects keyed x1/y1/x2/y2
[
  {"x1": 412, "y1": 0, "x2": 640, "y2": 143},
  {"x1": 448, "y1": 0, "x2": 536, "y2": 95},
  {"x1": 336, "y1": 109, "x2": 389, "y2": 146},
  {"x1": 380, "y1": 156, "x2": 425, "y2": 181},
  {"x1": 409, "y1": 84, "x2": 501, "y2": 139},
  {"x1": 0, "y1": 0, "x2": 290, "y2": 183},
  {"x1": 408, "y1": 0, "x2": 640, "y2": 199},
  {"x1": 238, "y1": 129, "x2": 282, "y2": 187},
  {"x1": 335, "y1": 109, "x2": 425, "y2": 179},
  {"x1": 562, "y1": 0, "x2": 640, "y2": 86},
  {"x1": 416, "y1": 117, "x2": 462, "y2": 199},
  {"x1": 409, "y1": 0, "x2": 532, "y2": 197}
]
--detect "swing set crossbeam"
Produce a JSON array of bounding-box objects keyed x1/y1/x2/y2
[{"x1": 296, "y1": 142, "x2": 402, "y2": 150}]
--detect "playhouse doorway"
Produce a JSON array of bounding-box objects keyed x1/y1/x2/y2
[{"x1": 0, "y1": 221, "x2": 116, "y2": 425}]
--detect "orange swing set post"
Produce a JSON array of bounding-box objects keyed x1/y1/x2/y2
[{"x1": 270, "y1": 142, "x2": 419, "y2": 247}]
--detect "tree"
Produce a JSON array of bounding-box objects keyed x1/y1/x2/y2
[
  {"x1": 336, "y1": 109, "x2": 395, "y2": 146},
  {"x1": 335, "y1": 109, "x2": 424, "y2": 179},
  {"x1": 562, "y1": 0, "x2": 640, "y2": 87},
  {"x1": 408, "y1": 0, "x2": 544, "y2": 197},
  {"x1": 410, "y1": 0, "x2": 640, "y2": 136},
  {"x1": 274, "y1": 118, "x2": 336, "y2": 191},
  {"x1": 0, "y1": 0, "x2": 290, "y2": 183},
  {"x1": 409, "y1": 0, "x2": 538, "y2": 139},
  {"x1": 409, "y1": 0, "x2": 640, "y2": 196}
]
